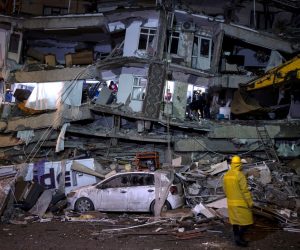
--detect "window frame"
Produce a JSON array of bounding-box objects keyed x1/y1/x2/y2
[
  {"x1": 167, "y1": 31, "x2": 180, "y2": 55},
  {"x1": 191, "y1": 35, "x2": 212, "y2": 70},
  {"x1": 138, "y1": 27, "x2": 157, "y2": 51},
  {"x1": 98, "y1": 175, "x2": 130, "y2": 189},
  {"x1": 131, "y1": 76, "x2": 147, "y2": 101},
  {"x1": 129, "y1": 173, "x2": 154, "y2": 186}
]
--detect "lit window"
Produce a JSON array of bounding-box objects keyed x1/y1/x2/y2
[{"x1": 131, "y1": 77, "x2": 147, "y2": 100}]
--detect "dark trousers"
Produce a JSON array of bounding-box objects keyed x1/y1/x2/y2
[{"x1": 233, "y1": 225, "x2": 249, "y2": 246}]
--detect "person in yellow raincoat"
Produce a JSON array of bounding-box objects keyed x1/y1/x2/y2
[{"x1": 223, "y1": 155, "x2": 254, "y2": 247}]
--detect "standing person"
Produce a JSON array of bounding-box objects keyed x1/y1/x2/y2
[
  {"x1": 197, "y1": 91, "x2": 204, "y2": 119},
  {"x1": 203, "y1": 93, "x2": 211, "y2": 119},
  {"x1": 223, "y1": 155, "x2": 254, "y2": 247},
  {"x1": 108, "y1": 81, "x2": 118, "y2": 103},
  {"x1": 186, "y1": 95, "x2": 192, "y2": 119}
]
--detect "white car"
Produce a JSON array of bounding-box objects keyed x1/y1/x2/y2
[{"x1": 67, "y1": 171, "x2": 185, "y2": 213}]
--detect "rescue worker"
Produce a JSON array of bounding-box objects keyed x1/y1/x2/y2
[{"x1": 223, "y1": 155, "x2": 254, "y2": 247}]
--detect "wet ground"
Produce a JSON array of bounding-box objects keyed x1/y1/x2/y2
[{"x1": 0, "y1": 213, "x2": 299, "y2": 250}]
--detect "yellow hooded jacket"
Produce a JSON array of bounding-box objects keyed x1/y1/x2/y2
[{"x1": 223, "y1": 161, "x2": 254, "y2": 225}]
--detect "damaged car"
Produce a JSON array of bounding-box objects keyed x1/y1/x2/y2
[{"x1": 67, "y1": 171, "x2": 185, "y2": 213}]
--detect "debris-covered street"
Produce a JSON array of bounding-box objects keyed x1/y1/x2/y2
[
  {"x1": 1, "y1": 158, "x2": 300, "y2": 249},
  {"x1": 1, "y1": 212, "x2": 300, "y2": 250}
]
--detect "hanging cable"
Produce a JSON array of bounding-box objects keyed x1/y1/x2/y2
[{"x1": 24, "y1": 65, "x2": 96, "y2": 163}]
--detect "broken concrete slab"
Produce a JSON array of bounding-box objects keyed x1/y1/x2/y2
[
  {"x1": 192, "y1": 203, "x2": 216, "y2": 218},
  {"x1": 161, "y1": 208, "x2": 193, "y2": 219},
  {"x1": 6, "y1": 112, "x2": 58, "y2": 132},
  {"x1": 0, "y1": 135, "x2": 22, "y2": 148},
  {"x1": 209, "y1": 124, "x2": 280, "y2": 139},
  {"x1": 221, "y1": 23, "x2": 295, "y2": 53},
  {"x1": 244, "y1": 161, "x2": 272, "y2": 186},
  {"x1": 206, "y1": 198, "x2": 227, "y2": 209},
  {"x1": 0, "y1": 121, "x2": 7, "y2": 131},
  {"x1": 174, "y1": 137, "x2": 261, "y2": 152},
  {"x1": 13, "y1": 67, "x2": 97, "y2": 83},
  {"x1": 29, "y1": 189, "x2": 53, "y2": 218},
  {"x1": 0, "y1": 177, "x2": 14, "y2": 216},
  {"x1": 71, "y1": 161, "x2": 105, "y2": 179},
  {"x1": 6, "y1": 106, "x2": 92, "y2": 132},
  {"x1": 204, "y1": 161, "x2": 228, "y2": 175}
]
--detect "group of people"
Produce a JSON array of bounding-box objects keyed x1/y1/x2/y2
[{"x1": 186, "y1": 90, "x2": 211, "y2": 120}]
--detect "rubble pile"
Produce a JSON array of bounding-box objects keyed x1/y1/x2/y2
[
  {"x1": 0, "y1": 155, "x2": 299, "y2": 235},
  {"x1": 177, "y1": 159, "x2": 300, "y2": 230}
]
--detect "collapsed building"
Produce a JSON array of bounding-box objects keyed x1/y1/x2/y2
[{"x1": 0, "y1": 0, "x2": 300, "y2": 223}]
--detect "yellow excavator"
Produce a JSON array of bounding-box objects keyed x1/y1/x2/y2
[{"x1": 231, "y1": 54, "x2": 300, "y2": 118}]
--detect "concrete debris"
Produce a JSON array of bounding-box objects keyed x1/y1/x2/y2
[
  {"x1": 0, "y1": 166, "x2": 16, "y2": 178},
  {"x1": 8, "y1": 219, "x2": 27, "y2": 225},
  {"x1": 0, "y1": 3, "x2": 299, "y2": 245},
  {"x1": 192, "y1": 203, "x2": 216, "y2": 218},
  {"x1": 215, "y1": 208, "x2": 228, "y2": 218},
  {"x1": 161, "y1": 208, "x2": 193, "y2": 219},
  {"x1": 0, "y1": 177, "x2": 14, "y2": 215},
  {"x1": 206, "y1": 198, "x2": 227, "y2": 209},
  {"x1": 243, "y1": 161, "x2": 272, "y2": 186},
  {"x1": 172, "y1": 157, "x2": 182, "y2": 167},
  {"x1": 102, "y1": 220, "x2": 168, "y2": 232},
  {"x1": 0, "y1": 154, "x2": 299, "y2": 236},
  {"x1": 65, "y1": 211, "x2": 108, "y2": 222},
  {"x1": 71, "y1": 161, "x2": 105, "y2": 179},
  {"x1": 16, "y1": 130, "x2": 34, "y2": 145},
  {"x1": 104, "y1": 170, "x2": 117, "y2": 179},
  {"x1": 204, "y1": 161, "x2": 229, "y2": 176},
  {"x1": 187, "y1": 183, "x2": 202, "y2": 195},
  {"x1": 28, "y1": 189, "x2": 53, "y2": 218}
]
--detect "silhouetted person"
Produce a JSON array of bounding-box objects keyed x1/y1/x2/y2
[{"x1": 197, "y1": 92, "x2": 204, "y2": 119}]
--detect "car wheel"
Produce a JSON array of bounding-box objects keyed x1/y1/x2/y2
[
  {"x1": 150, "y1": 200, "x2": 171, "y2": 214},
  {"x1": 74, "y1": 197, "x2": 95, "y2": 212}
]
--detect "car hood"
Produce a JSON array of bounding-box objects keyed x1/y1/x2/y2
[{"x1": 69, "y1": 184, "x2": 96, "y2": 193}]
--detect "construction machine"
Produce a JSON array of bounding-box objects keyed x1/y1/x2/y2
[{"x1": 231, "y1": 54, "x2": 300, "y2": 119}]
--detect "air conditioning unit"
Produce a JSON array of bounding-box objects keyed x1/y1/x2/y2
[{"x1": 181, "y1": 21, "x2": 195, "y2": 32}]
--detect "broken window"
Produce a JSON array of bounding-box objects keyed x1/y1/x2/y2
[
  {"x1": 130, "y1": 173, "x2": 154, "y2": 186},
  {"x1": 138, "y1": 28, "x2": 156, "y2": 51},
  {"x1": 100, "y1": 175, "x2": 129, "y2": 189},
  {"x1": 191, "y1": 35, "x2": 212, "y2": 70},
  {"x1": 129, "y1": 174, "x2": 144, "y2": 186},
  {"x1": 131, "y1": 77, "x2": 147, "y2": 101}
]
